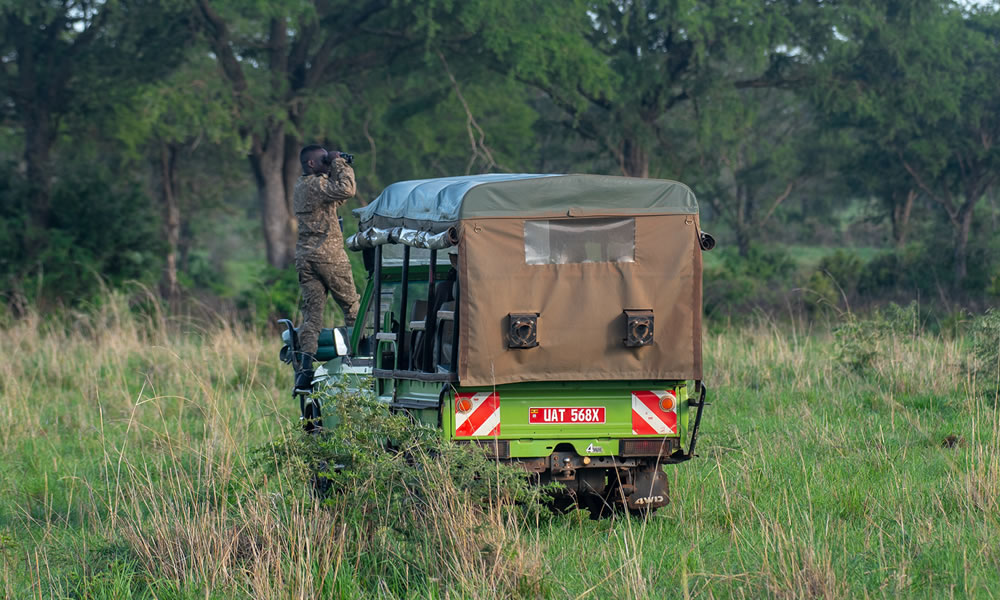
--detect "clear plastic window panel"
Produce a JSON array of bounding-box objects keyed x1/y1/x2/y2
[
  {"x1": 524, "y1": 218, "x2": 635, "y2": 265},
  {"x1": 381, "y1": 244, "x2": 453, "y2": 267}
]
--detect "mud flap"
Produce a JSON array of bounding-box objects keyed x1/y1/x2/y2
[{"x1": 626, "y1": 467, "x2": 670, "y2": 510}]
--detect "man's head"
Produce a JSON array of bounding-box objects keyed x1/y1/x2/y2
[{"x1": 300, "y1": 145, "x2": 329, "y2": 175}]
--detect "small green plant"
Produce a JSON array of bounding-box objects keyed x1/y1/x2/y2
[
  {"x1": 236, "y1": 265, "x2": 302, "y2": 330},
  {"x1": 703, "y1": 244, "x2": 796, "y2": 318},
  {"x1": 833, "y1": 302, "x2": 920, "y2": 373},
  {"x1": 988, "y1": 270, "x2": 1000, "y2": 298},
  {"x1": 255, "y1": 377, "x2": 557, "y2": 596},
  {"x1": 259, "y1": 379, "x2": 552, "y2": 516},
  {"x1": 803, "y1": 249, "x2": 865, "y2": 314},
  {"x1": 971, "y1": 310, "x2": 1000, "y2": 399}
]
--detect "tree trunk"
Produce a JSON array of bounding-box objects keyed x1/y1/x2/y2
[
  {"x1": 890, "y1": 189, "x2": 916, "y2": 247},
  {"x1": 622, "y1": 137, "x2": 649, "y2": 178},
  {"x1": 953, "y1": 202, "x2": 975, "y2": 286},
  {"x1": 283, "y1": 132, "x2": 301, "y2": 239},
  {"x1": 159, "y1": 144, "x2": 180, "y2": 300},
  {"x1": 735, "y1": 182, "x2": 752, "y2": 257},
  {"x1": 249, "y1": 125, "x2": 296, "y2": 268},
  {"x1": 19, "y1": 84, "x2": 57, "y2": 230}
]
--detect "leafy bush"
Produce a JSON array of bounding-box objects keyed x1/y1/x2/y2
[
  {"x1": 704, "y1": 244, "x2": 796, "y2": 318},
  {"x1": 989, "y1": 271, "x2": 1000, "y2": 298},
  {"x1": 971, "y1": 310, "x2": 1000, "y2": 399},
  {"x1": 236, "y1": 265, "x2": 302, "y2": 330},
  {"x1": 858, "y1": 232, "x2": 1000, "y2": 299},
  {"x1": 857, "y1": 251, "x2": 904, "y2": 298},
  {"x1": 804, "y1": 250, "x2": 865, "y2": 313},
  {"x1": 261, "y1": 378, "x2": 551, "y2": 515},
  {"x1": 818, "y1": 250, "x2": 864, "y2": 296},
  {"x1": 0, "y1": 163, "x2": 163, "y2": 308},
  {"x1": 256, "y1": 378, "x2": 555, "y2": 595},
  {"x1": 834, "y1": 302, "x2": 920, "y2": 373}
]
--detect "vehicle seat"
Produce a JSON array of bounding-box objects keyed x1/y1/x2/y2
[
  {"x1": 413, "y1": 279, "x2": 454, "y2": 371},
  {"x1": 433, "y1": 280, "x2": 458, "y2": 372},
  {"x1": 404, "y1": 300, "x2": 428, "y2": 370},
  {"x1": 299, "y1": 327, "x2": 349, "y2": 362}
]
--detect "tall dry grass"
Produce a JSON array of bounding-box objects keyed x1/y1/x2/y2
[
  {"x1": 2, "y1": 293, "x2": 553, "y2": 598},
  {"x1": 3, "y1": 296, "x2": 999, "y2": 598}
]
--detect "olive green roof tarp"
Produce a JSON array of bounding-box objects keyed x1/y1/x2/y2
[{"x1": 354, "y1": 174, "x2": 699, "y2": 233}]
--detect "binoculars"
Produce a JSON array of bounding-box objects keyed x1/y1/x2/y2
[{"x1": 322, "y1": 151, "x2": 354, "y2": 166}]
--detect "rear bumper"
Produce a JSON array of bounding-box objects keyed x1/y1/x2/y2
[{"x1": 457, "y1": 436, "x2": 680, "y2": 461}]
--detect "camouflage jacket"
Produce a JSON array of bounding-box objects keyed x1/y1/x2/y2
[{"x1": 294, "y1": 158, "x2": 356, "y2": 263}]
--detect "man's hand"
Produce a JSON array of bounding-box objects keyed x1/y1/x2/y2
[{"x1": 327, "y1": 151, "x2": 354, "y2": 166}]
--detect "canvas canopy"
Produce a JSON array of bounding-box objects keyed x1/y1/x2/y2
[
  {"x1": 353, "y1": 173, "x2": 699, "y2": 234},
  {"x1": 357, "y1": 173, "x2": 705, "y2": 387}
]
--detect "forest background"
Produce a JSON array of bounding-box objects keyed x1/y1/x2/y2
[
  {"x1": 5, "y1": 2, "x2": 1000, "y2": 598},
  {"x1": 2, "y1": 0, "x2": 1000, "y2": 325}
]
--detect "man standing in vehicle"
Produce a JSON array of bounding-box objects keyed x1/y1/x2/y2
[{"x1": 293, "y1": 145, "x2": 360, "y2": 394}]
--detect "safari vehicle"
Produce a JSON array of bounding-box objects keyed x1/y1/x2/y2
[{"x1": 280, "y1": 173, "x2": 713, "y2": 514}]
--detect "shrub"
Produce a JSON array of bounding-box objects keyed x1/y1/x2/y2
[
  {"x1": 0, "y1": 164, "x2": 163, "y2": 308},
  {"x1": 971, "y1": 310, "x2": 1000, "y2": 399},
  {"x1": 704, "y1": 244, "x2": 796, "y2": 318},
  {"x1": 857, "y1": 251, "x2": 904, "y2": 298},
  {"x1": 237, "y1": 265, "x2": 302, "y2": 330},
  {"x1": 834, "y1": 302, "x2": 920, "y2": 373},
  {"x1": 256, "y1": 378, "x2": 555, "y2": 596},
  {"x1": 804, "y1": 250, "x2": 865, "y2": 313},
  {"x1": 817, "y1": 250, "x2": 864, "y2": 297}
]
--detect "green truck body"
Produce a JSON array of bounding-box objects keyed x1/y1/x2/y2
[{"x1": 281, "y1": 173, "x2": 711, "y2": 515}]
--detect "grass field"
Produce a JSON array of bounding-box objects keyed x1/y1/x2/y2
[{"x1": 2, "y1": 296, "x2": 998, "y2": 599}]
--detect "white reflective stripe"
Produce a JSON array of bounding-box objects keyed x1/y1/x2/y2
[
  {"x1": 454, "y1": 392, "x2": 493, "y2": 431},
  {"x1": 334, "y1": 329, "x2": 349, "y2": 356},
  {"x1": 471, "y1": 409, "x2": 501, "y2": 437},
  {"x1": 631, "y1": 393, "x2": 671, "y2": 434}
]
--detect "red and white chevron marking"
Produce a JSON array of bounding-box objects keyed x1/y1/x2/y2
[
  {"x1": 631, "y1": 390, "x2": 677, "y2": 435},
  {"x1": 455, "y1": 392, "x2": 500, "y2": 437}
]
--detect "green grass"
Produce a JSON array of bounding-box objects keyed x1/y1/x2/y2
[{"x1": 2, "y1": 296, "x2": 998, "y2": 598}]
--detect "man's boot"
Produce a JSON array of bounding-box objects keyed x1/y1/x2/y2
[{"x1": 294, "y1": 354, "x2": 315, "y2": 395}]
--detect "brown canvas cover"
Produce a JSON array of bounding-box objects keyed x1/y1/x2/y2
[{"x1": 458, "y1": 211, "x2": 703, "y2": 387}]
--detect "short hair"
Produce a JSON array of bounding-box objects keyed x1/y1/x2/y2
[{"x1": 300, "y1": 145, "x2": 325, "y2": 169}]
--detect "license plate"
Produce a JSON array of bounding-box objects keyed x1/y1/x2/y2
[{"x1": 529, "y1": 407, "x2": 606, "y2": 424}]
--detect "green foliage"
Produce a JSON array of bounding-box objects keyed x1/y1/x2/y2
[
  {"x1": 971, "y1": 310, "x2": 1000, "y2": 399},
  {"x1": 834, "y1": 302, "x2": 920, "y2": 373},
  {"x1": 2, "y1": 0, "x2": 1000, "y2": 315},
  {"x1": 114, "y1": 54, "x2": 243, "y2": 161},
  {"x1": 703, "y1": 244, "x2": 796, "y2": 318},
  {"x1": 236, "y1": 265, "x2": 301, "y2": 330},
  {"x1": 804, "y1": 250, "x2": 865, "y2": 312},
  {"x1": 810, "y1": 2, "x2": 1000, "y2": 284},
  {"x1": 989, "y1": 272, "x2": 1000, "y2": 298},
  {"x1": 0, "y1": 164, "x2": 163, "y2": 306},
  {"x1": 256, "y1": 377, "x2": 556, "y2": 594},
  {"x1": 262, "y1": 377, "x2": 551, "y2": 514},
  {"x1": 817, "y1": 250, "x2": 864, "y2": 295},
  {"x1": 855, "y1": 232, "x2": 1000, "y2": 299}
]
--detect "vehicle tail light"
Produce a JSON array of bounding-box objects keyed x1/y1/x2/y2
[
  {"x1": 659, "y1": 390, "x2": 676, "y2": 412},
  {"x1": 621, "y1": 438, "x2": 675, "y2": 457},
  {"x1": 457, "y1": 398, "x2": 472, "y2": 412}
]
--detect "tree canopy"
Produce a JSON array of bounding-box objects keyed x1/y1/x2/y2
[{"x1": 1, "y1": 0, "x2": 998, "y2": 313}]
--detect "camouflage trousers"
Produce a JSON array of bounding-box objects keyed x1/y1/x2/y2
[{"x1": 297, "y1": 258, "x2": 360, "y2": 356}]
